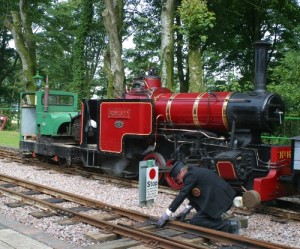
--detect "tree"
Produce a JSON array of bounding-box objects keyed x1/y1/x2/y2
[
  {"x1": 32, "y1": 0, "x2": 107, "y2": 99},
  {"x1": 71, "y1": 0, "x2": 94, "y2": 101},
  {"x1": 102, "y1": 0, "x2": 125, "y2": 98},
  {"x1": 2, "y1": 0, "x2": 299, "y2": 107},
  {"x1": 174, "y1": 1, "x2": 188, "y2": 93},
  {"x1": 3, "y1": 0, "x2": 37, "y2": 90},
  {"x1": 0, "y1": 29, "x2": 19, "y2": 86},
  {"x1": 204, "y1": 0, "x2": 300, "y2": 89},
  {"x1": 268, "y1": 49, "x2": 300, "y2": 115},
  {"x1": 161, "y1": 0, "x2": 175, "y2": 89},
  {"x1": 123, "y1": 0, "x2": 161, "y2": 82},
  {"x1": 178, "y1": 0, "x2": 215, "y2": 92},
  {"x1": 29, "y1": 0, "x2": 77, "y2": 91}
]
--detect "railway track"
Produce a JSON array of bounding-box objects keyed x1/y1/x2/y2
[
  {"x1": 0, "y1": 173, "x2": 295, "y2": 249},
  {"x1": 1, "y1": 147, "x2": 300, "y2": 247},
  {"x1": 1, "y1": 147, "x2": 300, "y2": 212},
  {"x1": 1, "y1": 147, "x2": 300, "y2": 220},
  {"x1": 0, "y1": 147, "x2": 178, "y2": 196},
  {"x1": 254, "y1": 198, "x2": 300, "y2": 222}
]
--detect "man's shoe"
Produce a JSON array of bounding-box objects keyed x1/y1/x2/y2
[{"x1": 229, "y1": 220, "x2": 240, "y2": 234}]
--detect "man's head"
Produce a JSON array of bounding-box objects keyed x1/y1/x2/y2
[{"x1": 169, "y1": 161, "x2": 186, "y2": 183}]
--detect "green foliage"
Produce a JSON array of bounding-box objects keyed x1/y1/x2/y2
[
  {"x1": 0, "y1": 130, "x2": 19, "y2": 148},
  {"x1": 204, "y1": 0, "x2": 300, "y2": 89},
  {"x1": 71, "y1": 0, "x2": 94, "y2": 100},
  {"x1": 0, "y1": 108, "x2": 19, "y2": 131},
  {"x1": 268, "y1": 83, "x2": 300, "y2": 116},
  {"x1": 1, "y1": 0, "x2": 300, "y2": 105},
  {"x1": 262, "y1": 117, "x2": 300, "y2": 145},
  {"x1": 123, "y1": 1, "x2": 161, "y2": 82},
  {"x1": 0, "y1": 30, "x2": 19, "y2": 85},
  {"x1": 268, "y1": 47, "x2": 300, "y2": 115},
  {"x1": 0, "y1": 1, "x2": 24, "y2": 94},
  {"x1": 206, "y1": 73, "x2": 254, "y2": 92},
  {"x1": 178, "y1": 0, "x2": 215, "y2": 48},
  {"x1": 34, "y1": 0, "x2": 107, "y2": 100},
  {"x1": 36, "y1": 0, "x2": 81, "y2": 90}
]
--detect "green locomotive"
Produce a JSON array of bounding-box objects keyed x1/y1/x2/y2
[{"x1": 19, "y1": 89, "x2": 80, "y2": 166}]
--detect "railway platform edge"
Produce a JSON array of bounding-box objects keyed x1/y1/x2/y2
[{"x1": 0, "y1": 213, "x2": 82, "y2": 249}]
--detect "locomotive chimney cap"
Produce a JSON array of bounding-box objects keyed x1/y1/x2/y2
[{"x1": 253, "y1": 40, "x2": 271, "y2": 47}]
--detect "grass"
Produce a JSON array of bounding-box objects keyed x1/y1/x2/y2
[{"x1": 0, "y1": 130, "x2": 19, "y2": 148}]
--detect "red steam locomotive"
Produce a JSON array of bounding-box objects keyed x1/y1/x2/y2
[
  {"x1": 20, "y1": 41, "x2": 300, "y2": 208},
  {"x1": 77, "y1": 41, "x2": 299, "y2": 207}
]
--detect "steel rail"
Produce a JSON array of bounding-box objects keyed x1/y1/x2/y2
[
  {"x1": 0, "y1": 173, "x2": 150, "y2": 220},
  {"x1": 168, "y1": 221, "x2": 291, "y2": 249},
  {"x1": 0, "y1": 184, "x2": 207, "y2": 249},
  {"x1": 0, "y1": 173, "x2": 295, "y2": 249}
]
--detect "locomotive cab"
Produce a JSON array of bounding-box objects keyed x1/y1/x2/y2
[
  {"x1": 79, "y1": 98, "x2": 155, "y2": 177},
  {"x1": 19, "y1": 90, "x2": 80, "y2": 166},
  {"x1": 20, "y1": 91, "x2": 78, "y2": 139}
]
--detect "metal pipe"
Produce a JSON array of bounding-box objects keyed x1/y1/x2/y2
[
  {"x1": 44, "y1": 75, "x2": 49, "y2": 112},
  {"x1": 253, "y1": 41, "x2": 271, "y2": 93}
]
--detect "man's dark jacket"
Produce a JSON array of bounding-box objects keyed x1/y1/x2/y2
[{"x1": 168, "y1": 166, "x2": 235, "y2": 219}]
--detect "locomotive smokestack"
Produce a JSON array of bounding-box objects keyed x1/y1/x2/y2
[{"x1": 253, "y1": 41, "x2": 271, "y2": 93}]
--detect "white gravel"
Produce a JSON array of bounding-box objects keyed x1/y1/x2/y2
[{"x1": 0, "y1": 159, "x2": 299, "y2": 248}]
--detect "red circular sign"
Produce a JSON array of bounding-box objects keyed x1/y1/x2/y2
[{"x1": 149, "y1": 168, "x2": 156, "y2": 179}]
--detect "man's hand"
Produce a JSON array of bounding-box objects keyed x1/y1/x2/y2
[
  {"x1": 175, "y1": 205, "x2": 193, "y2": 221},
  {"x1": 156, "y1": 208, "x2": 172, "y2": 228}
]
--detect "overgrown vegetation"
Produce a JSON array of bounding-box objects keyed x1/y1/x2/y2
[
  {"x1": 0, "y1": 130, "x2": 19, "y2": 148},
  {"x1": 1, "y1": 0, "x2": 300, "y2": 140}
]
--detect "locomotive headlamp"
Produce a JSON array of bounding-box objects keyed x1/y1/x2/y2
[{"x1": 33, "y1": 71, "x2": 44, "y2": 89}]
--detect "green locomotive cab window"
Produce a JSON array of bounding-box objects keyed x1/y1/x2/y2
[{"x1": 43, "y1": 94, "x2": 74, "y2": 106}]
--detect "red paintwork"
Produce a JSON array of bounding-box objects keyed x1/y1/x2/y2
[
  {"x1": 144, "y1": 76, "x2": 161, "y2": 89},
  {"x1": 125, "y1": 76, "x2": 232, "y2": 132},
  {"x1": 270, "y1": 145, "x2": 292, "y2": 164},
  {"x1": 99, "y1": 102, "x2": 153, "y2": 153},
  {"x1": 143, "y1": 152, "x2": 165, "y2": 181},
  {"x1": 216, "y1": 161, "x2": 238, "y2": 180},
  {"x1": 254, "y1": 145, "x2": 294, "y2": 201},
  {"x1": 153, "y1": 91, "x2": 232, "y2": 131},
  {"x1": 81, "y1": 75, "x2": 296, "y2": 200}
]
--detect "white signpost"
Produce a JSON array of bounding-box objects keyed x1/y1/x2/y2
[
  {"x1": 139, "y1": 160, "x2": 159, "y2": 207},
  {"x1": 146, "y1": 166, "x2": 158, "y2": 200}
]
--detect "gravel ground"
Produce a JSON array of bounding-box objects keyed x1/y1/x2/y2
[{"x1": 0, "y1": 159, "x2": 299, "y2": 248}]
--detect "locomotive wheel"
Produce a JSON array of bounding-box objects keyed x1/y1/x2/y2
[
  {"x1": 143, "y1": 152, "x2": 165, "y2": 183},
  {"x1": 165, "y1": 160, "x2": 183, "y2": 190},
  {"x1": 58, "y1": 157, "x2": 71, "y2": 167},
  {"x1": 36, "y1": 154, "x2": 47, "y2": 163},
  {"x1": 71, "y1": 116, "x2": 81, "y2": 143}
]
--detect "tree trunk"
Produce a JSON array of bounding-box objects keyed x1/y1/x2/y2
[
  {"x1": 103, "y1": 49, "x2": 114, "y2": 97},
  {"x1": 188, "y1": 46, "x2": 204, "y2": 92},
  {"x1": 4, "y1": 0, "x2": 36, "y2": 91},
  {"x1": 71, "y1": 0, "x2": 94, "y2": 101},
  {"x1": 161, "y1": 0, "x2": 175, "y2": 89},
  {"x1": 102, "y1": 0, "x2": 125, "y2": 98},
  {"x1": 175, "y1": 12, "x2": 188, "y2": 92}
]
